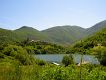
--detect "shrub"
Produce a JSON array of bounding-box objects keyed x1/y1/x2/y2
[
  {"x1": 2, "y1": 45, "x2": 34, "y2": 65},
  {"x1": 62, "y1": 55, "x2": 74, "y2": 66},
  {"x1": 36, "y1": 59, "x2": 46, "y2": 66},
  {"x1": 91, "y1": 46, "x2": 106, "y2": 66}
]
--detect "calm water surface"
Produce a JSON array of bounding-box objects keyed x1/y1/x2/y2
[{"x1": 35, "y1": 54, "x2": 99, "y2": 64}]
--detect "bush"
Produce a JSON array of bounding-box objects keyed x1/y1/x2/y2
[
  {"x1": 41, "y1": 66, "x2": 71, "y2": 80},
  {"x1": 62, "y1": 55, "x2": 74, "y2": 66},
  {"x1": 36, "y1": 59, "x2": 46, "y2": 66},
  {"x1": 2, "y1": 45, "x2": 35, "y2": 65},
  {"x1": 0, "y1": 61, "x2": 21, "y2": 80},
  {"x1": 91, "y1": 46, "x2": 106, "y2": 66}
]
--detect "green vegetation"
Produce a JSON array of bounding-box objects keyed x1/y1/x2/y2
[
  {"x1": 42, "y1": 25, "x2": 86, "y2": 44},
  {"x1": 62, "y1": 55, "x2": 74, "y2": 66},
  {"x1": 69, "y1": 28, "x2": 106, "y2": 54},
  {"x1": 1, "y1": 20, "x2": 106, "y2": 80},
  {"x1": 0, "y1": 28, "x2": 19, "y2": 44},
  {"x1": 1, "y1": 39, "x2": 106, "y2": 80},
  {"x1": 90, "y1": 46, "x2": 106, "y2": 66},
  {"x1": 0, "y1": 20, "x2": 106, "y2": 45},
  {"x1": 1, "y1": 62, "x2": 106, "y2": 80},
  {"x1": 86, "y1": 20, "x2": 106, "y2": 35},
  {"x1": 69, "y1": 28, "x2": 106, "y2": 66},
  {"x1": 14, "y1": 26, "x2": 49, "y2": 41},
  {"x1": 19, "y1": 40, "x2": 67, "y2": 54},
  {"x1": 2, "y1": 45, "x2": 35, "y2": 65}
]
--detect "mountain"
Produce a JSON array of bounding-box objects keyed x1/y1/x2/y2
[
  {"x1": 69, "y1": 28, "x2": 106, "y2": 54},
  {"x1": 0, "y1": 20, "x2": 106, "y2": 45},
  {"x1": 14, "y1": 26, "x2": 49, "y2": 41},
  {"x1": 86, "y1": 20, "x2": 106, "y2": 35},
  {"x1": 42, "y1": 20, "x2": 106, "y2": 44},
  {"x1": 0, "y1": 28, "x2": 19, "y2": 44},
  {"x1": 42, "y1": 25, "x2": 86, "y2": 44},
  {"x1": 0, "y1": 26, "x2": 50, "y2": 44}
]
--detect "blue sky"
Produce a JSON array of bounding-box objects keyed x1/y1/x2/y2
[{"x1": 0, "y1": 0, "x2": 106, "y2": 30}]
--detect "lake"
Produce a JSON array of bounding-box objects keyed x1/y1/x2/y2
[{"x1": 35, "y1": 54, "x2": 100, "y2": 64}]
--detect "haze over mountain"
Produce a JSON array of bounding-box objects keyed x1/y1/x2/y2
[
  {"x1": 86, "y1": 20, "x2": 106, "y2": 35},
  {"x1": 0, "y1": 20, "x2": 106, "y2": 45},
  {"x1": 69, "y1": 27, "x2": 106, "y2": 54}
]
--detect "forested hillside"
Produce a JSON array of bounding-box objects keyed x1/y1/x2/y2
[
  {"x1": 1, "y1": 31, "x2": 106, "y2": 80},
  {"x1": 86, "y1": 20, "x2": 106, "y2": 35},
  {"x1": 18, "y1": 40, "x2": 67, "y2": 54},
  {"x1": 69, "y1": 28, "x2": 106, "y2": 54},
  {"x1": 0, "y1": 20, "x2": 106, "y2": 45},
  {"x1": 14, "y1": 26, "x2": 49, "y2": 41},
  {"x1": 42, "y1": 25, "x2": 86, "y2": 44},
  {"x1": 1, "y1": 22, "x2": 106, "y2": 80},
  {"x1": 0, "y1": 28, "x2": 19, "y2": 44}
]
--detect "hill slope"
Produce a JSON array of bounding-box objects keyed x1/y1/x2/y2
[
  {"x1": 14, "y1": 26, "x2": 49, "y2": 41},
  {"x1": 69, "y1": 28, "x2": 106, "y2": 54},
  {"x1": 0, "y1": 28, "x2": 19, "y2": 44},
  {"x1": 86, "y1": 20, "x2": 106, "y2": 35},
  {"x1": 42, "y1": 25, "x2": 86, "y2": 44},
  {"x1": 0, "y1": 20, "x2": 106, "y2": 45}
]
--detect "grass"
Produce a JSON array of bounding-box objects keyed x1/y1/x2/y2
[{"x1": 1, "y1": 62, "x2": 106, "y2": 80}]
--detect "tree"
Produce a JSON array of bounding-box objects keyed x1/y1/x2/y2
[
  {"x1": 91, "y1": 46, "x2": 106, "y2": 66},
  {"x1": 62, "y1": 55, "x2": 74, "y2": 66},
  {"x1": 2, "y1": 45, "x2": 34, "y2": 65}
]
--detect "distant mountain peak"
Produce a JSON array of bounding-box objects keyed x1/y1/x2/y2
[
  {"x1": 15, "y1": 26, "x2": 39, "y2": 31},
  {"x1": 0, "y1": 20, "x2": 106, "y2": 45},
  {"x1": 20, "y1": 26, "x2": 34, "y2": 29}
]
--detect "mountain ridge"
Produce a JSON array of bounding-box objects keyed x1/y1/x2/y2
[
  {"x1": 0, "y1": 20, "x2": 106, "y2": 45},
  {"x1": 42, "y1": 25, "x2": 86, "y2": 44},
  {"x1": 86, "y1": 20, "x2": 106, "y2": 35},
  {"x1": 69, "y1": 27, "x2": 106, "y2": 54}
]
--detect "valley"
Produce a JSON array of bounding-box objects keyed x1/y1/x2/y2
[{"x1": 0, "y1": 20, "x2": 106, "y2": 80}]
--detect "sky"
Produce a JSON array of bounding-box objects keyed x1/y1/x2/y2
[{"x1": 0, "y1": 0, "x2": 106, "y2": 30}]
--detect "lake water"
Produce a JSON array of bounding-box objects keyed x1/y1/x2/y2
[{"x1": 35, "y1": 54, "x2": 99, "y2": 64}]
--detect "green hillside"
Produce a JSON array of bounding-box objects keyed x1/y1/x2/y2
[
  {"x1": 42, "y1": 25, "x2": 86, "y2": 44},
  {"x1": 0, "y1": 28, "x2": 19, "y2": 44},
  {"x1": 1, "y1": 22, "x2": 106, "y2": 80},
  {"x1": 14, "y1": 26, "x2": 49, "y2": 41},
  {"x1": 69, "y1": 28, "x2": 106, "y2": 54},
  {"x1": 0, "y1": 20, "x2": 106, "y2": 45},
  {"x1": 86, "y1": 20, "x2": 106, "y2": 35},
  {"x1": 18, "y1": 40, "x2": 67, "y2": 54}
]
